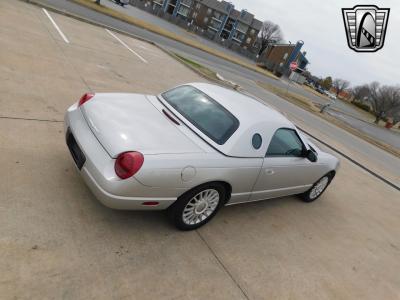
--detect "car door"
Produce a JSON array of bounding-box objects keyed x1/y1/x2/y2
[{"x1": 250, "y1": 128, "x2": 319, "y2": 201}]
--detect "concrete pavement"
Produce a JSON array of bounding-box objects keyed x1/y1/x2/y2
[{"x1": 1, "y1": 2, "x2": 400, "y2": 299}]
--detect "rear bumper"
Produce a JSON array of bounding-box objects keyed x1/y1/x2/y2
[
  {"x1": 80, "y1": 166, "x2": 176, "y2": 210},
  {"x1": 64, "y1": 103, "x2": 177, "y2": 210}
]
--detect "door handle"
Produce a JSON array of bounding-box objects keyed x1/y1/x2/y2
[{"x1": 265, "y1": 168, "x2": 275, "y2": 175}]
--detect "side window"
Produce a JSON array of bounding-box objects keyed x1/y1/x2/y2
[
  {"x1": 266, "y1": 129, "x2": 304, "y2": 157},
  {"x1": 252, "y1": 133, "x2": 262, "y2": 149}
]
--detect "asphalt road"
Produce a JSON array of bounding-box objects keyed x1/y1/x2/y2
[
  {"x1": 34, "y1": 0, "x2": 400, "y2": 182},
  {"x1": 328, "y1": 110, "x2": 400, "y2": 149}
]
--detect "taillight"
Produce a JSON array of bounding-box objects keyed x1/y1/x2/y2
[
  {"x1": 78, "y1": 93, "x2": 95, "y2": 107},
  {"x1": 114, "y1": 152, "x2": 144, "y2": 179}
]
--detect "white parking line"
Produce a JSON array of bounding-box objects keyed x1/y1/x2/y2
[
  {"x1": 105, "y1": 29, "x2": 148, "y2": 64},
  {"x1": 42, "y1": 8, "x2": 70, "y2": 44}
]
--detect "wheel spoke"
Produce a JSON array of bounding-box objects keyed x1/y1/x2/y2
[
  {"x1": 182, "y1": 189, "x2": 220, "y2": 225},
  {"x1": 310, "y1": 176, "x2": 329, "y2": 199}
]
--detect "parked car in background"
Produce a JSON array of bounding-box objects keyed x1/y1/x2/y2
[
  {"x1": 65, "y1": 83, "x2": 340, "y2": 230},
  {"x1": 327, "y1": 92, "x2": 337, "y2": 100},
  {"x1": 316, "y1": 87, "x2": 325, "y2": 94},
  {"x1": 114, "y1": 0, "x2": 129, "y2": 6}
]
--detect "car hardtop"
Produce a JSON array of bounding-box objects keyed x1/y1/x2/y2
[{"x1": 160, "y1": 83, "x2": 298, "y2": 158}]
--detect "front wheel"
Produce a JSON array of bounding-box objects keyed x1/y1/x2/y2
[
  {"x1": 168, "y1": 183, "x2": 225, "y2": 231},
  {"x1": 300, "y1": 173, "x2": 333, "y2": 203}
]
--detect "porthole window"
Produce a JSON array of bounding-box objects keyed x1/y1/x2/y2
[{"x1": 252, "y1": 134, "x2": 262, "y2": 149}]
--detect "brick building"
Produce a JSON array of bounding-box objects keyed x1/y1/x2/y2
[
  {"x1": 257, "y1": 41, "x2": 310, "y2": 76},
  {"x1": 140, "y1": 0, "x2": 262, "y2": 49}
]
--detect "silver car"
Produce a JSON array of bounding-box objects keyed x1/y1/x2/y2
[{"x1": 65, "y1": 83, "x2": 340, "y2": 230}]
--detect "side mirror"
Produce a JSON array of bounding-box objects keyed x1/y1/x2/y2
[{"x1": 305, "y1": 149, "x2": 318, "y2": 162}]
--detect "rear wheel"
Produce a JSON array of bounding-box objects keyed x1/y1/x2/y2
[
  {"x1": 168, "y1": 183, "x2": 225, "y2": 231},
  {"x1": 300, "y1": 173, "x2": 333, "y2": 203}
]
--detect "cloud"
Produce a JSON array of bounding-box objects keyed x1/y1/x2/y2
[{"x1": 232, "y1": 0, "x2": 398, "y2": 86}]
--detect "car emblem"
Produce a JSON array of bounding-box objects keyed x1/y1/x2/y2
[{"x1": 342, "y1": 5, "x2": 390, "y2": 52}]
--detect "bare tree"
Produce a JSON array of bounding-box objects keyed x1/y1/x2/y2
[
  {"x1": 258, "y1": 21, "x2": 283, "y2": 55},
  {"x1": 332, "y1": 78, "x2": 350, "y2": 97},
  {"x1": 368, "y1": 82, "x2": 400, "y2": 123},
  {"x1": 351, "y1": 84, "x2": 370, "y2": 102}
]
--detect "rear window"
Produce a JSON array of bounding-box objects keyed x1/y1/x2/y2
[{"x1": 162, "y1": 86, "x2": 239, "y2": 145}]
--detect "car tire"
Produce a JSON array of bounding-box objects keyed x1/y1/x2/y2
[
  {"x1": 300, "y1": 172, "x2": 333, "y2": 203},
  {"x1": 168, "y1": 183, "x2": 226, "y2": 231}
]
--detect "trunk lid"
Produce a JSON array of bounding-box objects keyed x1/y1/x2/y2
[{"x1": 82, "y1": 93, "x2": 203, "y2": 157}]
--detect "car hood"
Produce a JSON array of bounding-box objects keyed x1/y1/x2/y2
[{"x1": 82, "y1": 93, "x2": 204, "y2": 158}]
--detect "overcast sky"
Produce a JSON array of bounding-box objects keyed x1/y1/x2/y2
[{"x1": 233, "y1": 0, "x2": 398, "y2": 87}]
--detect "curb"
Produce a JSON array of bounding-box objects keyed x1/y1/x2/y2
[{"x1": 161, "y1": 51, "x2": 242, "y2": 91}]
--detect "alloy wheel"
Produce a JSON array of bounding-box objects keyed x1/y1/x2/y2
[
  {"x1": 182, "y1": 189, "x2": 220, "y2": 225},
  {"x1": 309, "y1": 176, "x2": 329, "y2": 199}
]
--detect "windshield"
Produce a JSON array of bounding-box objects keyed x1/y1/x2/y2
[{"x1": 161, "y1": 86, "x2": 239, "y2": 145}]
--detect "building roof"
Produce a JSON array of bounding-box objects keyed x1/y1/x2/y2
[
  {"x1": 238, "y1": 10, "x2": 254, "y2": 25},
  {"x1": 199, "y1": 0, "x2": 262, "y2": 30},
  {"x1": 250, "y1": 19, "x2": 263, "y2": 31},
  {"x1": 200, "y1": 0, "x2": 231, "y2": 13}
]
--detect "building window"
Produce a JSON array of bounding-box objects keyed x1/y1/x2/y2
[
  {"x1": 209, "y1": 19, "x2": 221, "y2": 31},
  {"x1": 212, "y1": 11, "x2": 225, "y2": 22},
  {"x1": 250, "y1": 29, "x2": 255, "y2": 35},
  {"x1": 236, "y1": 22, "x2": 249, "y2": 34},
  {"x1": 223, "y1": 18, "x2": 235, "y2": 32},
  {"x1": 196, "y1": 3, "x2": 201, "y2": 9},
  {"x1": 180, "y1": 0, "x2": 193, "y2": 6},
  {"x1": 177, "y1": 5, "x2": 190, "y2": 17},
  {"x1": 153, "y1": 0, "x2": 164, "y2": 5},
  {"x1": 246, "y1": 37, "x2": 251, "y2": 44},
  {"x1": 232, "y1": 30, "x2": 246, "y2": 43},
  {"x1": 207, "y1": 8, "x2": 212, "y2": 15},
  {"x1": 204, "y1": 17, "x2": 209, "y2": 23}
]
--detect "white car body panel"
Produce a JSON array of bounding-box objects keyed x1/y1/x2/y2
[
  {"x1": 65, "y1": 83, "x2": 340, "y2": 210},
  {"x1": 82, "y1": 94, "x2": 204, "y2": 157}
]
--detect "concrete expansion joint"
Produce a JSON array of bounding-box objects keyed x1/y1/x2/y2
[
  {"x1": 196, "y1": 230, "x2": 251, "y2": 300},
  {"x1": 0, "y1": 116, "x2": 63, "y2": 123}
]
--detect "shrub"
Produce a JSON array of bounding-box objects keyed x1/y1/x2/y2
[{"x1": 352, "y1": 101, "x2": 370, "y2": 112}]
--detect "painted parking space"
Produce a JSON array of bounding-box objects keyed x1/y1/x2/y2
[
  {"x1": 42, "y1": 8, "x2": 70, "y2": 43},
  {"x1": 0, "y1": 0, "x2": 200, "y2": 122},
  {"x1": 105, "y1": 28, "x2": 147, "y2": 63}
]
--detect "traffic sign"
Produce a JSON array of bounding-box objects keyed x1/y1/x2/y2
[{"x1": 290, "y1": 61, "x2": 298, "y2": 71}]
